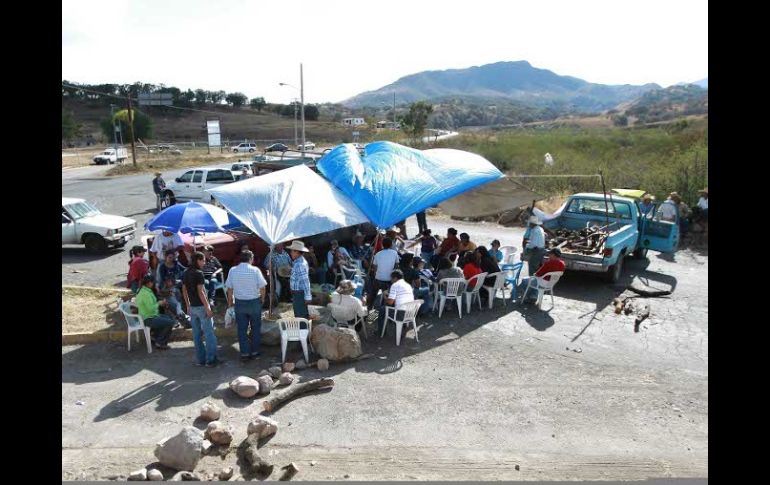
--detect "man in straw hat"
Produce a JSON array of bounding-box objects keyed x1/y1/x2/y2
[
  {"x1": 328, "y1": 279, "x2": 368, "y2": 332},
  {"x1": 287, "y1": 240, "x2": 312, "y2": 319},
  {"x1": 522, "y1": 215, "x2": 547, "y2": 276},
  {"x1": 152, "y1": 172, "x2": 166, "y2": 211},
  {"x1": 694, "y1": 188, "x2": 708, "y2": 221},
  {"x1": 639, "y1": 193, "x2": 655, "y2": 217},
  {"x1": 656, "y1": 192, "x2": 679, "y2": 222}
]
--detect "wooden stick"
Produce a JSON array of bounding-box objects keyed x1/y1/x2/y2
[{"x1": 262, "y1": 378, "x2": 335, "y2": 413}]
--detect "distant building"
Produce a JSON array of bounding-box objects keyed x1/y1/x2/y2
[{"x1": 342, "y1": 117, "x2": 366, "y2": 127}]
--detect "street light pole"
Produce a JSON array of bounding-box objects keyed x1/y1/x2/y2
[{"x1": 300, "y1": 63, "x2": 306, "y2": 158}]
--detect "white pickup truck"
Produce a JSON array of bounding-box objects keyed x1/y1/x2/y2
[
  {"x1": 62, "y1": 197, "x2": 137, "y2": 250},
  {"x1": 161, "y1": 167, "x2": 237, "y2": 206},
  {"x1": 93, "y1": 147, "x2": 128, "y2": 165}
]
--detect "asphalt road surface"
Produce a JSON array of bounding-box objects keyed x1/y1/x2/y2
[{"x1": 62, "y1": 167, "x2": 708, "y2": 480}]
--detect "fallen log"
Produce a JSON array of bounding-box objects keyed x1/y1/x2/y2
[
  {"x1": 262, "y1": 378, "x2": 335, "y2": 413},
  {"x1": 239, "y1": 434, "x2": 274, "y2": 479},
  {"x1": 628, "y1": 282, "x2": 672, "y2": 297}
]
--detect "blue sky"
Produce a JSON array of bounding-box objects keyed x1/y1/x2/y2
[{"x1": 62, "y1": 0, "x2": 708, "y2": 104}]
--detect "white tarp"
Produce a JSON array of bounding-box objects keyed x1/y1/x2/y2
[{"x1": 206, "y1": 164, "x2": 370, "y2": 245}]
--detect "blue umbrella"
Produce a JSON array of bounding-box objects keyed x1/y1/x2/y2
[{"x1": 144, "y1": 202, "x2": 231, "y2": 234}]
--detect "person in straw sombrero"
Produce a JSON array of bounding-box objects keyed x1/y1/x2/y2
[
  {"x1": 286, "y1": 240, "x2": 312, "y2": 319},
  {"x1": 695, "y1": 187, "x2": 708, "y2": 221},
  {"x1": 328, "y1": 279, "x2": 367, "y2": 332}
]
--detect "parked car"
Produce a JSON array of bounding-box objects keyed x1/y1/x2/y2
[
  {"x1": 93, "y1": 147, "x2": 128, "y2": 165},
  {"x1": 296, "y1": 141, "x2": 316, "y2": 151},
  {"x1": 232, "y1": 143, "x2": 257, "y2": 153},
  {"x1": 541, "y1": 192, "x2": 679, "y2": 282},
  {"x1": 62, "y1": 197, "x2": 137, "y2": 251},
  {"x1": 161, "y1": 167, "x2": 237, "y2": 206},
  {"x1": 265, "y1": 143, "x2": 289, "y2": 153}
]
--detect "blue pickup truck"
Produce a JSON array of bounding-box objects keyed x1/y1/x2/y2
[{"x1": 541, "y1": 193, "x2": 679, "y2": 282}]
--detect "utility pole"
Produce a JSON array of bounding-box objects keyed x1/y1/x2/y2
[
  {"x1": 110, "y1": 104, "x2": 119, "y2": 158},
  {"x1": 293, "y1": 98, "x2": 298, "y2": 148},
  {"x1": 126, "y1": 95, "x2": 138, "y2": 167},
  {"x1": 300, "y1": 63, "x2": 306, "y2": 158}
]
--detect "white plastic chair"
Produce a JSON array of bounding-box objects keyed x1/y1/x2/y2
[
  {"x1": 382, "y1": 300, "x2": 423, "y2": 346},
  {"x1": 521, "y1": 271, "x2": 565, "y2": 310},
  {"x1": 499, "y1": 245, "x2": 518, "y2": 264},
  {"x1": 434, "y1": 278, "x2": 466, "y2": 318},
  {"x1": 278, "y1": 318, "x2": 313, "y2": 363},
  {"x1": 464, "y1": 272, "x2": 488, "y2": 313},
  {"x1": 418, "y1": 275, "x2": 436, "y2": 304},
  {"x1": 327, "y1": 302, "x2": 368, "y2": 340},
  {"x1": 482, "y1": 271, "x2": 509, "y2": 309},
  {"x1": 118, "y1": 301, "x2": 152, "y2": 353}
]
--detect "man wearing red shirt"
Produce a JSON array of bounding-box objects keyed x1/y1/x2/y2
[
  {"x1": 431, "y1": 227, "x2": 460, "y2": 268},
  {"x1": 517, "y1": 248, "x2": 565, "y2": 303}
]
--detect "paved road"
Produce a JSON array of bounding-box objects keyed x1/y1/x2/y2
[{"x1": 61, "y1": 167, "x2": 707, "y2": 480}]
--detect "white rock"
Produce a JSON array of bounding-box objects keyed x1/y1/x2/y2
[
  {"x1": 127, "y1": 469, "x2": 147, "y2": 481},
  {"x1": 310, "y1": 324, "x2": 362, "y2": 361},
  {"x1": 154, "y1": 426, "x2": 204, "y2": 471},
  {"x1": 257, "y1": 375, "x2": 274, "y2": 395},
  {"x1": 279, "y1": 372, "x2": 296, "y2": 385},
  {"x1": 282, "y1": 362, "x2": 295, "y2": 372},
  {"x1": 247, "y1": 415, "x2": 279, "y2": 438},
  {"x1": 317, "y1": 359, "x2": 330, "y2": 371},
  {"x1": 218, "y1": 467, "x2": 234, "y2": 481},
  {"x1": 201, "y1": 439, "x2": 213, "y2": 453},
  {"x1": 147, "y1": 469, "x2": 164, "y2": 481},
  {"x1": 229, "y1": 376, "x2": 260, "y2": 398},
  {"x1": 199, "y1": 401, "x2": 221, "y2": 421},
  {"x1": 205, "y1": 421, "x2": 233, "y2": 446}
]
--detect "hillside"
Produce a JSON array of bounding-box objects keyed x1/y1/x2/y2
[
  {"x1": 62, "y1": 98, "x2": 352, "y2": 145},
  {"x1": 342, "y1": 61, "x2": 660, "y2": 112},
  {"x1": 621, "y1": 84, "x2": 708, "y2": 125}
]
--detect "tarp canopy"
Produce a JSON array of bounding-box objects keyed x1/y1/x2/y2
[
  {"x1": 316, "y1": 141, "x2": 504, "y2": 228},
  {"x1": 423, "y1": 149, "x2": 543, "y2": 217},
  {"x1": 206, "y1": 164, "x2": 369, "y2": 245}
]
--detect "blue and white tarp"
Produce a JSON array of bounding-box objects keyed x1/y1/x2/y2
[
  {"x1": 316, "y1": 141, "x2": 504, "y2": 228},
  {"x1": 206, "y1": 164, "x2": 369, "y2": 245}
]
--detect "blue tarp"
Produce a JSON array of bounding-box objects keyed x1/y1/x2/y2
[{"x1": 316, "y1": 141, "x2": 504, "y2": 228}]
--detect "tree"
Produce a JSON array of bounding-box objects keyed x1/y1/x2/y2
[
  {"x1": 210, "y1": 90, "x2": 226, "y2": 104},
  {"x1": 250, "y1": 97, "x2": 266, "y2": 111},
  {"x1": 62, "y1": 110, "x2": 81, "y2": 142},
  {"x1": 194, "y1": 89, "x2": 208, "y2": 106},
  {"x1": 304, "y1": 104, "x2": 320, "y2": 121},
  {"x1": 101, "y1": 108, "x2": 153, "y2": 142},
  {"x1": 399, "y1": 101, "x2": 433, "y2": 141},
  {"x1": 225, "y1": 92, "x2": 247, "y2": 107},
  {"x1": 612, "y1": 114, "x2": 628, "y2": 127}
]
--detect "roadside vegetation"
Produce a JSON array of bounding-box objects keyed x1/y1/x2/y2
[{"x1": 434, "y1": 118, "x2": 708, "y2": 204}]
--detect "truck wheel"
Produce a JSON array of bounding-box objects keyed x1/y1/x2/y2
[
  {"x1": 633, "y1": 247, "x2": 648, "y2": 260},
  {"x1": 606, "y1": 252, "x2": 625, "y2": 283},
  {"x1": 164, "y1": 192, "x2": 176, "y2": 207},
  {"x1": 84, "y1": 234, "x2": 107, "y2": 251}
]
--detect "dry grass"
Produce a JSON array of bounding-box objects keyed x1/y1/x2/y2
[
  {"x1": 535, "y1": 193, "x2": 569, "y2": 213},
  {"x1": 62, "y1": 287, "x2": 129, "y2": 334}
]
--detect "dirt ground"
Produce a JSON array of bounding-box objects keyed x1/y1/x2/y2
[
  {"x1": 62, "y1": 287, "x2": 130, "y2": 333},
  {"x1": 62, "y1": 218, "x2": 708, "y2": 481}
]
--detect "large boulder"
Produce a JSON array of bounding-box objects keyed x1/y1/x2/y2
[
  {"x1": 310, "y1": 324, "x2": 362, "y2": 361},
  {"x1": 230, "y1": 376, "x2": 260, "y2": 398},
  {"x1": 261, "y1": 324, "x2": 281, "y2": 346},
  {"x1": 154, "y1": 426, "x2": 204, "y2": 472}
]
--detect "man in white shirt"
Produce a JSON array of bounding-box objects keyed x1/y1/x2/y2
[
  {"x1": 367, "y1": 237, "x2": 400, "y2": 309},
  {"x1": 225, "y1": 250, "x2": 268, "y2": 361},
  {"x1": 523, "y1": 216, "x2": 546, "y2": 276},
  {"x1": 150, "y1": 230, "x2": 184, "y2": 272},
  {"x1": 376, "y1": 269, "x2": 415, "y2": 336},
  {"x1": 656, "y1": 195, "x2": 679, "y2": 222},
  {"x1": 695, "y1": 188, "x2": 708, "y2": 221}
]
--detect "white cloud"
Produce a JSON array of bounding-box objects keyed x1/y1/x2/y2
[{"x1": 61, "y1": 0, "x2": 708, "y2": 103}]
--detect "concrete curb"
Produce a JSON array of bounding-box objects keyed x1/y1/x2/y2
[{"x1": 62, "y1": 326, "x2": 239, "y2": 346}]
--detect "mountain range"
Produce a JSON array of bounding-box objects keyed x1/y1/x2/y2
[{"x1": 342, "y1": 61, "x2": 668, "y2": 112}]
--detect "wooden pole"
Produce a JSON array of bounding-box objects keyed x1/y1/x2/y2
[
  {"x1": 126, "y1": 95, "x2": 138, "y2": 167},
  {"x1": 599, "y1": 171, "x2": 610, "y2": 228}
]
